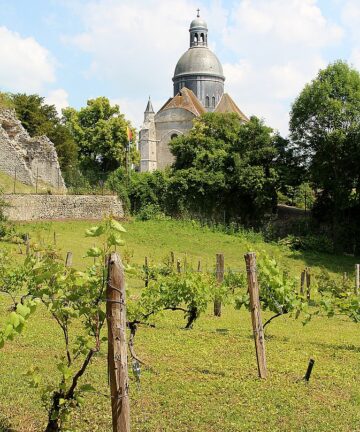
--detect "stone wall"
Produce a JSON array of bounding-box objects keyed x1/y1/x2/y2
[
  {"x1": 3, "y1": 194, "x2": 124, "y2": 221},
  {"x1": 0, "y1": 109, "x2": 66, "y2": 190},
  {"x1": 155, "y1": 107, "x2": 195, "y2": 170}
]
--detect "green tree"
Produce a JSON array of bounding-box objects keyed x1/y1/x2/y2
[
  {"x1": 290, "y1": 60, "x2": 360, "y2": 251},
  {"x1": 63, "y1": 97, "x2": 138, "y2": 179},
  {"x1": 10, "y1": 93, "x2": 78, "y2": 173},
  {"x1": 169, "y1": 113, "x2": 278, "y2": 224},
  {"x1": 0, "y1": 92, "x2": 13, "y2": 109}
]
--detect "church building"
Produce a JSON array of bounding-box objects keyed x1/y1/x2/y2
[{"x1": 139, "y1": 12, "x2": 248, "y2": 172}]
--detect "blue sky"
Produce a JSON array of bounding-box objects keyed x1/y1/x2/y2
[{"x1": 0, "y1": 0, "x2": 359, "y2": 134}]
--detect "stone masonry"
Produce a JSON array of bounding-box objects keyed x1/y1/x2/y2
[
  {"x1": 0, "y1": 109, "x2": 66, "y2": 189},
  {"x1": 3, "y1": 194, "x2": 124, "y2": 221}
]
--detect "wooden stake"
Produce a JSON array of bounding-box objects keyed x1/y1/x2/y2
[
  {"x1": 65, "y1": 252, "x2": 73, "y2": 267},
  {"x1": 13, "y1": 167, "x2": 17, "y2": 194},
  {"x1": 177, "y1": 259, "x2": 181, "y2": 274},
  {"x1": 244, "y1": 252, "x2": 267, "y2": 379},
  {"x1": 144, "y1": 256, "x2": 149, "y2": 287},
  {"x1": 53, "y1": 231, "x2": 57, "y2": 246},
  {"x1": 106, "y1": 253, "x2": 130, "y2": 432},
  {"x1": 170, "y1": 251, "x2": 175, "y2": 267},
  {"x1": 300, "y1": 270, "x2": 305, "y2": 295},
  {"x1": 355, "y1": 264, "x2": 360, "y2": 295},
  {"x1": 214, "y1": 253, "x2": 224, "y2": 317},
  {"x1": 25, "y1": 234, "x2": 30, "y2": 256},
  {"x1": 306, "y1": 267, "x2": 311, "y2": 301},
  {"x1": 197, "y1": 260, "x2": 202, "y2": 272},
  {"x1": 304, "y1": 358, "x2": 315, "y2": 382}
]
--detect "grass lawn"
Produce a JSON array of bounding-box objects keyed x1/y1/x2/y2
[{"x1": 0, "y1": 219, "x2": 360, "y2": 431}]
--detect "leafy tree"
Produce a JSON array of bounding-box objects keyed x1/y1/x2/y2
[
  {"x1": 169, "y1": 113, "x2": 278, "y2": 224},
  {"x1": 290, "y1": 61, "x2": 360, "y2": 251},
  {"x1": 0, "y1": 92, "x2": 13, "y2": 109},
  {"x1": 273, "y1": 135, "x2": 308, "y2": 203},
  {"x1": 10, "y1": 93, "x2": 78, "y2": 173},
  {"x1": 63, "y1": 97, "x2": 138, "y2": 179}
]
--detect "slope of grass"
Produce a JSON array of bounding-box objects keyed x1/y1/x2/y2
[
  {"x1": 0, "y1": 170, "x2": 34, "y2": 193},
  {"x1": 0, "y1": 170, "x2": 62, "y2": 194},
  {"x1": 0, "y1": 219, "x2": 359, "y2": 431}
]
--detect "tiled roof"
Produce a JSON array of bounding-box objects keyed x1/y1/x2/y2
[
  {"x1": 158, "y1": 88, "x2": 206, "y2": 117},
  {"x1": 215, "y1": 93, "x2": 249, "y2": 122}
]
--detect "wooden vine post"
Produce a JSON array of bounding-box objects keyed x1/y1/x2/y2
[
  {"x1": 214, "y1": 253, "x2": 224, "y2": 317},
  {"x1": 355, "y1": 264, "x2": 360, "y2": 295},
  {"x1": 300, "y1": 270, "x2": 305, "y2": 295},
  {"x1": 244, "y1": 252, "x2": 267, "y2": 379},
  {"x1": 144, "y1": 256, "x2": 149, "y2": 288},
  {"x1": 65, "y1": 251, "x2": 73, "y2": 267},
  {"x1": 106, "y1": 253, "x2": 130, "y2": 432},
  {"x1": 306, "y1": 267, "x2": 311, "y2": 301}
]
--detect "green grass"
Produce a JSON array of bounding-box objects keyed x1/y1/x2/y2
[
  {"x1": 0, "y1": 170, "x2": 61, "y2": 194},
  {"x1": 0, "y1": 219, "x2": 360, "y2": 431}
]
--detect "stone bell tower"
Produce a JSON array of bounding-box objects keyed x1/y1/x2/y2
[{"x1": 139, "y1": 97, "x2": 157, "y2": 172}]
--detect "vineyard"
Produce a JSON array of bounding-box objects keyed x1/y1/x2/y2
[{"x1": 1, "y1": 219, "x2": 360, "y2": 432}]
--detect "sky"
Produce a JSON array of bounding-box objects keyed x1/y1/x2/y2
[{"x1": 0, "y1": 0, "x2": 359, "y2": 135}]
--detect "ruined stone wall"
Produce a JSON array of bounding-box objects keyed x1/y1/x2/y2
[
  {"x1": 3, "y1": 194, "x2": 124, "y2": 221},
  {"x1": 0, "y1": 109, "x2": 66, "y2": 189}
]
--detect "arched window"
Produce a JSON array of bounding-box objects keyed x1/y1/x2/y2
[
  {"x1": 200, "y1": 33, "x2": 204, "y2": 43},
  {"x1": 171, "y1": 133, "x2": 178, "y2": 140},
  {"x1": 212, "y1": 96, "x2": 216, "y2": 107},
  {"x1": 194, "y1": 34, "x2": 198, "y2": 45},
  {"x1": 205, "y1": 96, "x2": 210, "y2": 107}
]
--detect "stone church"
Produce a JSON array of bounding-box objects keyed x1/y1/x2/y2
[{"x1": 139, "y1": 12, "x2": 248, "y2": 172}]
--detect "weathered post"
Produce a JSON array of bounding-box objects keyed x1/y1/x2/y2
[
  {"x1": 300, "y1": 270, "x2": 305, "y2": 295},
  {"x1": 65, "y1": 252, "x2": 73, "y2": 267},
  {"x1": 306, "y1": 267, "x2": 311, "y2": 301},
  {"x1": 144, "y1": 256, "x2": 149, "y2": 288},
  {"x1": 244, "y1": 252, "x2": 267, "y2": 379},
  {"x1": 106, "y1": 253, "x2": 130, "y2": 432},
  {"x1": 25, "y1": 234, "x2": 30, "y2": 256},
  {"x1": 214, "y1": 253, "x2": 224, "y2": 317},
  {"x1": 177, "y1": 259, "x2": 181, "y2": 274},
  {"x1": 53, "y1": 231, "x2": 57, "y2": 246},
  {"x1": 304, "y1": 358, "x2": 315, "y2": 382},
  {"x1": 13, "y1": 167, "x2": 17, "y2": 194},
  {"x1": 355, "y1": 264, "x2": 360, "y2": 295},
  {"x1": 197, "y1": 260, "x2": 202, "y2": 272},
  {"x1": 170, "y1": 251, "x2": 175, "y2": 267}
]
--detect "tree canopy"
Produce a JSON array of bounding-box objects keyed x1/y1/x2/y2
[
  {"x1": 290, "y1": 60, "x2": 360, "y2": 251},
  {"x1": 63, "y1": 97, "x2": 138, "y2": 179},
  {"x1": 168, "y1": 113, "x2": 278, "y2": 224},
  {"x1": 9, "y1": 93, "x2": 78, "y2": 173}
]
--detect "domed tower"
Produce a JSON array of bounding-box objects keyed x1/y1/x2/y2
[{"x1": 172, "y1": 11, "x2": 225, "y2": 111}]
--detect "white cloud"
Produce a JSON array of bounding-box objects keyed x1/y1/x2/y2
[
  {"x1": 0, "y1": 26, "x2": 56, "y2": 93},
  {"x1": 65, "y1": 0, "x2": 197, "y2": 100},
  {"x1": 46, "y1": 88, "x2": 70, "y2": 113},
  {"x1": 342, "y1": 0, "x2": 360, "y2": 41},
  {"x1": 225, "y1": 0, "x2": 343, "y2": 53},
  {"x1": 62, "y1": 0, "x2": 346, "y2": 135},
  {"x1": 349, "y1": 48, "x2": 360, "y2": 70},
  {"x1": 221, "y1": 0, "x2": 341, "y2": 135}
]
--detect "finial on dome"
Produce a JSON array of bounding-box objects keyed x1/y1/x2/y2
[{"x1": 197, "y1": 8, "x2": 200, "y2": 18}]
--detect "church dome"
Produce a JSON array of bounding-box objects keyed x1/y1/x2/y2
[
  {"x1": 174, "y1": 47, "x2": 224, "y2": 79},
  {"x1": 190, "y1": 17, "x2": 208, "y2": 30}
]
